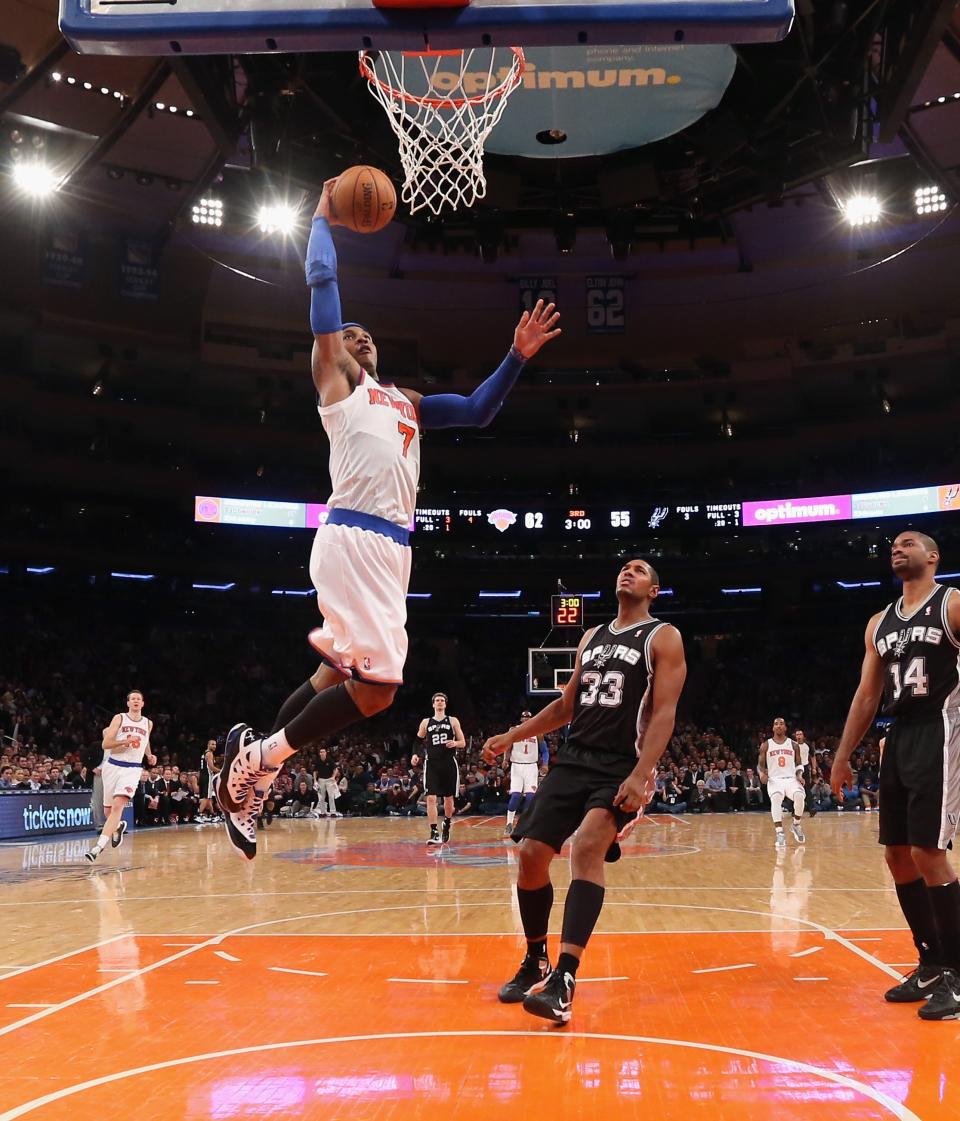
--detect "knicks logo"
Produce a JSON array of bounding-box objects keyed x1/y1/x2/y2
[{"x1": 487, "y1": 508, "x2": 517, "y2": 533}]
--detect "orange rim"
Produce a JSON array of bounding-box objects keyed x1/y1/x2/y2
[{"x1": 358, "y1": 47, "x2": 525, "y2": 110}]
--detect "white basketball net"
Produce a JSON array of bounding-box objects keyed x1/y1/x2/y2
[{"x1": 359, "y1": 47, "x2": 524, "y2": 216}]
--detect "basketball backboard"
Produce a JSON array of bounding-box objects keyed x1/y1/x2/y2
[
  {"x1": 528, "y1": 646, "x2": 578, "y2": 697},
  {"x1": 61, "y1": 1, "x2": 795, "y2": 56}
]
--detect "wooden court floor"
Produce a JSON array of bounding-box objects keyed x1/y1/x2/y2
[{"x1": 1, "y1": 810, "x2": 957, "y2": 1119}]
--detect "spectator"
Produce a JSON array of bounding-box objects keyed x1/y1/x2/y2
[
  {"x1": 743, "y1": 768, "x2": 763, "y2": 809},
  {"x1": 290, "y1": 779, "x2": 320, "y2": 818}
]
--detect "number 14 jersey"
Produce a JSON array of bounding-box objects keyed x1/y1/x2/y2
[
  {"x1": 567, "y1": 618, "x2": 669, "y2": 761},
  {"x1": 873, "y1": 584, "x2": 960, "y2": 723}
]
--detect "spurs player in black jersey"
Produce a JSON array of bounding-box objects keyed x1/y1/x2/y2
[
  {"x1": 833, "y1": 530, "x2": 960, "y2": 1021},
  {"x1": 482, "y1": 558, "x2": 686, "y2": 1023},
  {"x1": 414, "y1": 693, "x2": 465, "y2": 846}
]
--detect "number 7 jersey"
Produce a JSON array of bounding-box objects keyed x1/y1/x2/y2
[
  {"x1": 318, "y1": 370, "x2": 420, "y2": 529},
  {"x1": 873, "y1": 584, "x2": 960, "y2": 722},
  {"x1": 568, "y1": 618, "x2": 669, "y2": 760}
]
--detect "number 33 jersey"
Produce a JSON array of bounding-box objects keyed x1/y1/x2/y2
[
  {"x1": 318, "y1": 370, "x2": 420, "y2": 529},
  {"x1": 873, "y1": 584, "x2": 960, "y2": 723},
  {"x1": 567, "y1": 619, "x2": 669, "y2": 760}
]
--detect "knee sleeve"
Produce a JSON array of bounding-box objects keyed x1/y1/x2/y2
[
  {"x1": 522, "y1": 792, "x2": 536, "y2": 811},
  {"x1": 507, "y1": 792, "x2": 523, "y2": 812}
]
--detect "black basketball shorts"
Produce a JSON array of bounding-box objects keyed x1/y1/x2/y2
[
  {"x1": 512, "y1": 750, "x2": 636, "y2": 853},
  {"x1": 424, "y1": 755, "x2": 459, "y2": 798},
  {"x1": 878, "y1": 716, "x2": 960, "y2": 849}
]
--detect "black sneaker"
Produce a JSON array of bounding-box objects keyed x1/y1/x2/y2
[
  {"x1": 523, "y1": 967, "x2": 576, "y2": 1024},
  {"x1": 441, "y1": 817, "x2": 451, "y2": 844},
  {"x1": 111, "y1": 820, "x2": 127, "y2": 848},
  {"x1": 216, "y1": 723, "x2": 267, "y2": 813},
  {"x1": 84, "y1": 848, "x2": 100, "y2": 863},
  {"x1": 498, "y1": 953, "x2": 550, "y2": 1003},
  {"x1": 215, "y1": 775, "x2": 259, "y2": 861},
  {"x1": 427, "y1": 825, "x2": 441, "y2": 846},
  {"x1": 884, "y1": 962, "x2": 942, "y2": 1003},
  {"x1": 917, "y1": 967, "x2": 960, "y2": 1020}
]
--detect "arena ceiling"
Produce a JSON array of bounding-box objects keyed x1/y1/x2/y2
[{"x1": 3, "y1": 1, "x2": 960, "y2": 258}]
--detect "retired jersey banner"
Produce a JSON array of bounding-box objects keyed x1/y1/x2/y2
[
  {"x1": 586, "y1": 276, "x2": 626, "y2": 334},
  {"x1": 485, "y1": 43, "x2": 736, "y2": 158},
  {"x1": 118, "y1": 237, "x2": 160, "y2": 300},
  {"x1": 40, "y1": 228, "x2": 88, "y2": 289}
]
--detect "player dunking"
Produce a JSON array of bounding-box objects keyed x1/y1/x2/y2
[
  {"x1": 215, "y1": 178, "x2": 560, "y2": 859},
  {"x1": 503, "y1": 710, "x2": 548, "y2": 836},
  {"x1": 833, "y1": 530, "x2": 960, "y2": 1020},
  {"x1": 482, "y1": 558, "x2": 686, "y2": 1023},
  {"x1": 759, "y1": 718, "x2": 806, "y2": 848},
  {"x1": 413, "y1": 692, "x2": 465, "y2": 846},
  {"x1": 86, "y1": 690, "x2": 156, "y2": 862}
]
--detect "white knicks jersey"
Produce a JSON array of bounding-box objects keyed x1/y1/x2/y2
[
  {"x1": 318, "y1": 371, "x2": 420, "y2": 529},
  {"x1": 113, "y1": 714, "x2": 151, "y2": 763},
  {"x1": 511, "y1": 737, "x2": 540, "y2": 765},
  {"x1": 764, "y1": 738, "x2": 798, "y2": 781}
]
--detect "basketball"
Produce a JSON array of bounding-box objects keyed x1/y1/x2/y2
[{"x1": 331, "y1": 165, "x2": 397, "y2": 234}]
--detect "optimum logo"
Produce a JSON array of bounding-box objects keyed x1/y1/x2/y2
[
  {"x1": 428, "y1": 62, "x2": 682, "y2": 97},
  {"x1": 21, "y1": 803, "x2": 92, "y2": 832}
]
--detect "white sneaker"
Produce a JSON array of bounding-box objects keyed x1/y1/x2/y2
[
  {"x1": 775, "y1": 830, "x2": 786, "y2": 849},
  {"x1": 791, "y1": 821, "x2": 806, "y2": 844}
]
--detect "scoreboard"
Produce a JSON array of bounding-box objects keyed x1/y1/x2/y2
[
  {"x1": 414, "y1": 502, "x2": 743, "y2": 536},
  {"x1": 551, "y1": 594, "x2": 585, "y2": 627}
]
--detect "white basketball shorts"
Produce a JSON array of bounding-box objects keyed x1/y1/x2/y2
[
  {"x1": 101, "y1": 758, "x2": 141, "y2": 806},
  {"x1": 308, "y1": 521, "x2": 412, "y2": 686},
  {"x1": 510, "y1": 761, "x2": 540, "y2": 795},
  {"x1": 768, "y1": 775, "x2": 804, "y2": 801}
]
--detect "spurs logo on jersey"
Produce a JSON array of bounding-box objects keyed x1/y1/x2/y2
[
  {"x1": 569, "y1": 619, "x2": 668, "y2": 760},
  {"x1": 873, "y1": 584, "x2": 960, "y2": 721},
  {"x1": 319, "y1": 370, "x2": 420, "y2": 529},
  {"x1": 425, "y1": 716, "x2": 454, "y2": 762}
]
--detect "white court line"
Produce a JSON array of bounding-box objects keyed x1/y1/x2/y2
[
  {"x1": 213, "y1": 951, "x2": 240, "y2": 963},
  {"x1": 883, "y1": 963, "x2": 916, "y2": 968},
  {"x1": 387, "y1": 978, "x2": 468, "y2": 985},
  {"x1": 468, "y1": 817, "x2": 500, "y2": 828},
  {"x1": 691, "y1": 963, "x2": 756, "y2": 974},
  {"x1": 789, "y1": 946, "x2": 823, "y2": 958},
  {"x1": 184, "y1": 981, "x2": 219, "y2": 986},
  {"x1": 0, "y1": 1030, "x2": 922, "y2": 1121},
  {"x1": 95, "y1": 968, "x2": 133, "y2": 974},
  {"x1": 268, "y1": 967, "x2": 328, "y2": 978},
  {"x1": 0, "y1": 934, "x2": 130, "y2": 982},
  {"x1": 794, "y1": 977, "x2": 830, "y2": 982},
  {"x1": 846, "y1": 937, "x2": 882, "y2": 942},
  {"x1": 576, "y1": 976, "x2": 629, "y2": 983},
  {"x1": 163, "y1": 942, "x2": 205, "y2": 947},
  {"x1": 6, "y1": 1004, "x2": 54, "y2": 1009}
]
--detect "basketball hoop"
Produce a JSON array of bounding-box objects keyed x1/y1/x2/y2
[{"x1": 359, "y1": 46, "x2": 525, "y2": 216}]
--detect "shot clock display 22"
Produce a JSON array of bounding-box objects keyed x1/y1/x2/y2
[{"x1": 552, "y1": 594, "x2": 585, "y2": 627}]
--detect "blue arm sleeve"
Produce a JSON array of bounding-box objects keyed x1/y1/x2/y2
[
  {"x1": 418, "y1": 347, "x2": 526, "y2": 429},
  {"x1": 306, "y1": 217, "x2": 342, "y2": 335},
  {"x1": 539, "y1": 741, "x2": 549, "y2": 766}
]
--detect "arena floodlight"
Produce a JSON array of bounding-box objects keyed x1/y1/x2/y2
[
  {"x1": 11, "y1": 160, "x2": 58, "y2": 198},
  {"x1": 257, "y1": 202, "x2": 298, "y2": 235},
  {"x1": 914, "y1": 185, "x2": 948, "y2": 216},
  {"x1": 191, "y1": 196, "x2": 224, "y2": 227},
  {"x1": 479, "y1": 590, "x2": 523, "y2": 598},
  {"x1": 841, "y1": 193, "x2": 881, "y2": 226}
]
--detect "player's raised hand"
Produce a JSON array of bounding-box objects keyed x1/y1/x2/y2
[
  {"x1": 830, "y1": 757, "x2": 852, "y2": 800},
  {"x1": 481, "y1": 733, "x2": 511, "y2": 766},
  {"x1": 513, "y1": 299, "x2": 561, "y2": 358},
  {"x1": 314, "y1": 177, "x2": 343, "y2": 225}
]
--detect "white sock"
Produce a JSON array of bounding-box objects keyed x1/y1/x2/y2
[
  {"x1": 259, "y1": 730, "x2": 295, "y2": 768},
  {"x1": 506, "y1": 811, "x2": 515, "y2": 826}
]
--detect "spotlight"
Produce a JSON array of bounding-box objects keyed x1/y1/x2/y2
[
  {"x1": 881, "y1": 397, "x2": 892, "y2": 414},
  {"x1": 51, "y1": 71, "x2": 62, "y2": 82},
  {"x1": 257, "y1": 202, "x2": 298, "y2": 235},
  {"x1": 191, "y1": 196, "x2": 224, "y2": 227},
  {"x1": 155, "y1": 101, "x2": 165, "y2": 111},
  {"x1": 914, "y1": 185, "x2": 948, "y2": 215},
  {"x1": 11, "y1": 161, "x2": 57, "y2": 198},
  {"x1": 92, "y1": 380, "x2": 104, "y2": 397},
  {"x1": 841, "y1": 194, "x2": 881, "y2": 226},
  {"x1": 554, "y1": 211, "x2": 576, "y2": 255}
]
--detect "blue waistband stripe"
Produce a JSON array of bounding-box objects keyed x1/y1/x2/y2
[
  {"x1": 326, "y1": 508, "x2": 410, "y2": 546},
  {"x1": 108, "y1": 756, "x2": 145, "y2": 768}
]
